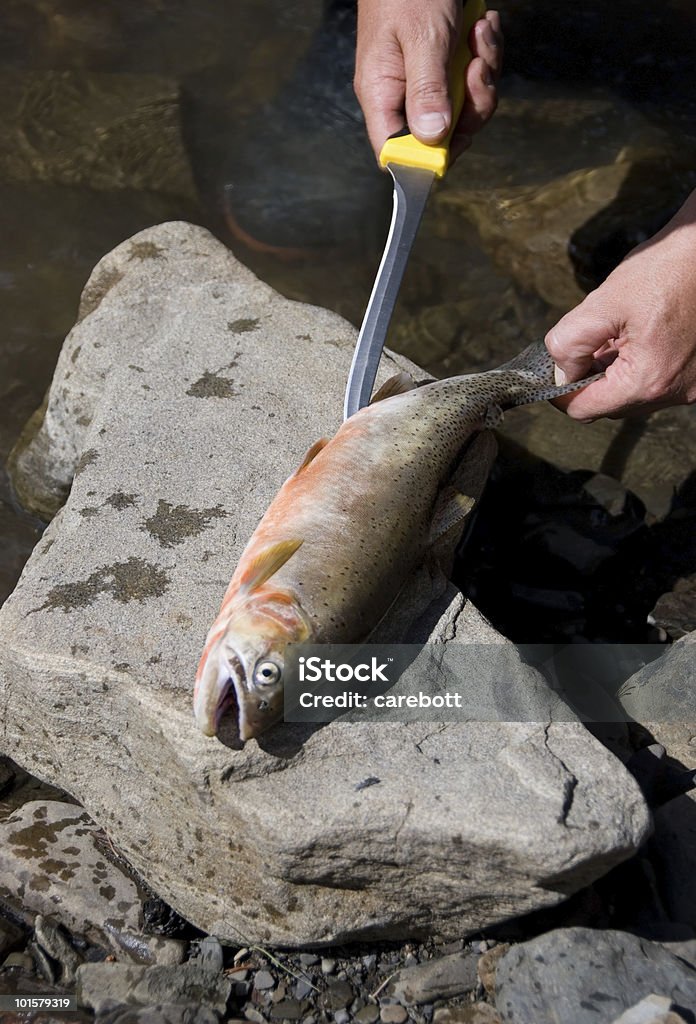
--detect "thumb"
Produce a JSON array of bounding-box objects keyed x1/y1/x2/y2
[
  {"x1": 402, "y1": 31, "x2": 453, "y2": 144},
  {"x1": 545, "y1": 301, "x2": 619, "y2": 384}
]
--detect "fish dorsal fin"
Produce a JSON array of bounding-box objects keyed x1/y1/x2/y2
[
  {"x1": 370, "y1": 372, "x2": 417, "y2": 404},
  {"x1": 240, "y1": 539, "x2": 303, "y2": 592},
  {"x1": 294, "y1": 438, "x2": 328, "y2": 474}
]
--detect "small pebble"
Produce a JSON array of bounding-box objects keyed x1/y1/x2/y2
[
  {"x1": 295, "y1": 978, "x2": 315, "y2": 1001},
  {"x1": 236, "y1": 947, "x2": 251, "y2": 962},
  {"x1": 362, "y1": 955, "x2": 377, "y2": 972},
  {"x1": 354, "y1": 1006, "x2": 380, "y2": 1024},
  {"x1": 380, "y1": 1007, "x2": 408, "y2": 1024},
  {"x1": 244, "y1": 1007, "x2": 266, "y2": 1024},
  {"x1": 322, "y1": 958, "x2": 337, "y2": 975},
  {"x1": 192, "y1": 936, "x2": 224, "y2": 972},
  {"x1": 324, "y1": 980, "x2": 354, "y2": 1010},
  {"x1": 3, "y1": 952, "x2": 34, "y2": 971},
  {"x1": 335, "y1": 1010, "x2": 351, "y2": 1024},
  {"x1": 477, "y1": 942, "x2": 488, "y2": 955},
  {"x1": 272, "y1": 983, "x2": 288, "y2": 1003},
  {"x1": 300, "y1": 954, "x2": 320, "y2": 968},
  {"x1": 255, "y1": 970, "x2": 276, "y2": 991},
  {"x1": 438, "y1": 941, "x2": 463, "y2": 956},
  {"x1": 403, "y1": 954, "x2": 418, "y2": 969},
  {"x1": 270, "y1": 999, "x2": 304, "y2": 1020}
]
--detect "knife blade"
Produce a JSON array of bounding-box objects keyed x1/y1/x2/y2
[{"x1": 344, "y1": 0, "x2": 487, "y2": 420}]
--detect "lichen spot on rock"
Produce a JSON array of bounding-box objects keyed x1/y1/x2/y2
[
  {"x1": 227, "y1": 317, "x2": 260, "y2": 334},
  {"x1": 74, "y1": 448, "x2": 99, "y2": 477},
  {"x1": 143, "y1": 500, "x2": 228, "y2": 549},
  {"x1": 186, "y1": 369, "x2": 237, "y2": 399},
  {"x1": 105, "y1": 491, "x2": 138, "y2": 512},
  {"x1": 36, "y1": 558, "x2": 170, "y2": 613},
  {"x1": 127, "y1": 241, "x2": 165, "y2": 261}
]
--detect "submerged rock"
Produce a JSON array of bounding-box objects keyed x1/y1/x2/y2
[
  {"x1": 0, "y1": 70, "x2": 197, "y2": 200},
  {"x1": 0, "y1": 222, "x2": 651, "y2": 945}
]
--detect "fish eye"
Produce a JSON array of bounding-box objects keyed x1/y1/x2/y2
[{"x1": 253, "y1": 660, "x2": 282, "y2": 687}]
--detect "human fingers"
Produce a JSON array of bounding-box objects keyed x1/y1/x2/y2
[
  {"x1": 450, "y1": 14, "x2": 502, "y2": 159},
  {"x1": 354, "y1": 29, "x2": 409, "y2": 159},
  {"x1": 473, "y1": 11, "x2": 503, "y2": 81},
  {"x1": 451, "y1": 55, "x2": 498, "y2": 155},
  {"x1": 402, "y1": 20, "x2": 456, "y2": 145},
  {"x1": 545, "y1": 300, "x2": 622, "y2": 385}
]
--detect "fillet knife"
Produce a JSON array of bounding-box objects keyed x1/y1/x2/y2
[{"x1": 344, "y1": 0, "x2": 487, "y2": 420}]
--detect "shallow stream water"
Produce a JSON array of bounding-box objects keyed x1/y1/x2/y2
[{"x1": 2, "y1": 0, "x2": 696, "y2": 637}]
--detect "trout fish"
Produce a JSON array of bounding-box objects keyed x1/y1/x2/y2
[{"x1": 194, "y1": 341, "x2": 587, "y2": 741}]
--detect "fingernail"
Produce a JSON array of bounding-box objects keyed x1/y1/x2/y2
[
  {"x1": 554, "y1": 365, "x2": 567, "y2": 386},
  {"x1": 412, "y1": 112, "x2": 448, "y2": 138},
  {"x1": 482, "y1": 22, "x2": 497, "y2": 47},
  {"x1": 482, "y1": 65, "x2": 493, "y2": 86}
]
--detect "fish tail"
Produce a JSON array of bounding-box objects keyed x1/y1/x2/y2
[{"x1": 498, "y1": 340, "x2": 601, "y2": 408}]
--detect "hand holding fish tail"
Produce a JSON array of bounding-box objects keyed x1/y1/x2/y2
[{"x1": 547, "y1": 187, "x2": 696, "y2": 421}]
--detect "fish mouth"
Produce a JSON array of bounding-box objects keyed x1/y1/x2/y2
[
  {"x1": 194, "y1": 649, "x2": 243, "y2": 738},
  {"x1": 195, "y1": 643, "x2": 285, "y2": 743}
]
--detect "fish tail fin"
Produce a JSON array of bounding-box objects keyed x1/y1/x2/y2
[{"x1": 498, "y1": 340, "x2": 602, "y2": 408}]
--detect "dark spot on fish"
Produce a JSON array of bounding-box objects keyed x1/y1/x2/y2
[
  {"x1": 74, "y1": 448, "x2": 99, "y2": 477},
  {"x1": 99, "y1": 885, "x2": 116, "y2": 900},
  {"x1": 143, "y1": 500, "x2": 228, "y2": 548},
  {"x1": 128, "y1": 365, "x2": 144, "y2": 373},
  {"x1": 79, "y1": 507, "x2": 100, "y2": 518},
  {"x1": 34, "y1": 557, "x2": 170, "y2": 612},
  {"x1": 228, "y1": 318, "x2": 259, "y2": 334},
  {"x1": 128, "y1": 241, "x2": 165, "y2": 261},
  {"x1": 76, "y1": 415, "x2": 92, "y2": 427}
]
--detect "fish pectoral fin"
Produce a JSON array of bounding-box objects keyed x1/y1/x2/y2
[
  {"x1": 484, "y1": 404, "x2": 504, "y2": 429},
  {"x1": 370, "y1": 372, "x2": 417, "y2": 404},
  {"x1": 429, "y1": 487, "x2": 476, "y2": 546},
  {"x1": 294, "y1": 438, "x2": 329, "y2": 474},
  {"x1": 429, "y1": 432, "x2": 498, "y2": 563},
  {"x1": 240, "y1": 539, "x2": 303, "y2": 592}
]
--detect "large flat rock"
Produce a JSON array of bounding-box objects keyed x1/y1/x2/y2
[{"x1": 0, "y1": 223, "x2": 650, "y2": 945}]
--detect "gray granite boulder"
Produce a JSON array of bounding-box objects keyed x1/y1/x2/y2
[
  {"x1": 0, "y1": 223, "x2": 651, "y2": 945},
  {"x1": 0, "y1": 800, "x2": 185, "y2": 965},
  {"x1": 495, "y1": 928, "x2": 696, "y2": 1024}
]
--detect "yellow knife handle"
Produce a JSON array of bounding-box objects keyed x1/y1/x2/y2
[{"x1": 378, "y1": 0, "x2": 487, "y2": 178}]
